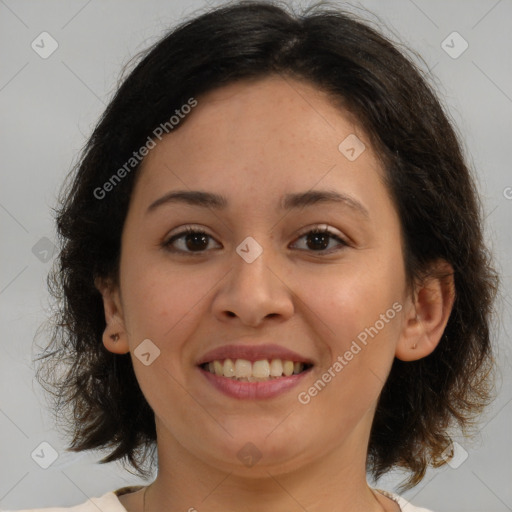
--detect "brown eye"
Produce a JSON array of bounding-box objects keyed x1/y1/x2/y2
[
  {"x1": 164, "y1": 227, "x2": 220, "y2": 254},
  {"x1": 292, "y1": 227, "x2": 348, "y2": 253}
]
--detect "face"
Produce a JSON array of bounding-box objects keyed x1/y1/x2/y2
[{"x1": 105, "y1": 75, "x2": 417, "y2": 476}]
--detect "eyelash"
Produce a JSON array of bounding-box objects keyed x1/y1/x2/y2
[{"x1": 162, "y1": 225, "x2": 349, "y2": 256}]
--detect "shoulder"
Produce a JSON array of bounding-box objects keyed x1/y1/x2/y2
[
  {"x1": 0, "y1": 491, "x2": 127, "y2": 512},
  {"x1": 375, "y1": 488, "x2": 436, "y2": 512}
]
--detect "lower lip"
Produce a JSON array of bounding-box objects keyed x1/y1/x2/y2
[{"x1": 198, "y1": 366, "x2": 312, "y2": 399}]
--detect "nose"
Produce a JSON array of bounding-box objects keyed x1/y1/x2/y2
[{"x1": 211, "y1": 242, "x2": 295, "y2": 327}]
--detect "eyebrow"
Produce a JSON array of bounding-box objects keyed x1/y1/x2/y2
[{"x1": 146, "y1": 189, "x2": 369, "y2": 219}]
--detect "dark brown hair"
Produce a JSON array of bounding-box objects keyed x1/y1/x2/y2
[{"x1": 34, "y1": 0, "x2": 499, "y2": 489}]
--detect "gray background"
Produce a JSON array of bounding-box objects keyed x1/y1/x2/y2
[{"x1": 0, "y1": 0, "x2": 511, "y2": 511}]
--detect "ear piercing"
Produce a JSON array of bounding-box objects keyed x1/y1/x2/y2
[
  {"x1": 110, "y1": 333, "x2": 120, "y2": 342},
  {"x1": 412, "y1": 314, "x2": 419, "y2": 349}
]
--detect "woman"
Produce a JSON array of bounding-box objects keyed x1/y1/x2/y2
[{"x1": 18, "y1": 1, "x2": 499, "y2": 511}]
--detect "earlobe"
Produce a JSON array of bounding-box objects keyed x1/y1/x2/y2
[
  {"x1": 94, "y1": 276, "x2": 130, "y2": 355},
  {"x1": 395, "y1": 260, "x2": 455, "y2": 362},
  {"x1": 104, "y1": 330, "x2": 129, "y2": 354}
]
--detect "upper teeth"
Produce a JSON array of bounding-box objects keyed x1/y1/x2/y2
[{"x1": 205, "y1": 358, "x2": 306, "y2": 381}]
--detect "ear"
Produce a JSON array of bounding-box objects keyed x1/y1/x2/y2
[
  {"x1": 395, "y1": 259, "x2": 455, "y2": 362},
  {"x1": 94, "y1": 276, "x2": 130, "y2": 355}
]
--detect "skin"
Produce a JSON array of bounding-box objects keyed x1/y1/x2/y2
[{"x1": 96, "y1": 75, "x2": 455, "y2": 512}]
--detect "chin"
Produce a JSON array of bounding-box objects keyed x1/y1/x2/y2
[{"x1": 197, "y1": 423, "x2": 311, "y2": 474}]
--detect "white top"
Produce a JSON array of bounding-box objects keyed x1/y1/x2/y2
[{"x1": 1, "y1": 486, "x2": 434, "y2": 512}]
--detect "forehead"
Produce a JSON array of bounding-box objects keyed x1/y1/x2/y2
[
  {"x1": 153, "y1": 75, "x2": 366, "y2": 161},
  {"x1": 133, "y1": 75, "x2": 389, "y2": 216}
]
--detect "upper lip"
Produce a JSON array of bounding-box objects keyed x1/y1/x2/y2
[{"x1": 197, "y1": 344, "x2": 314, "y2": 365}]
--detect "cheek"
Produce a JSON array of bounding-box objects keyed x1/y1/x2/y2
[
  {"x1": 122, "y1": 264, "x2": 207, "y2": 341},
  {"x1": 296, "y1": 254, "x2": 404, "y2": 399},
  {"x1": 297, "y1": 273, "x2": 403, "y2": 433},
  {"x1": 120, "y1": 262, "x2": 212, "y2": 424},
  {"x1": 298, "y1": 258, "x2": 403, "y2": 341}
]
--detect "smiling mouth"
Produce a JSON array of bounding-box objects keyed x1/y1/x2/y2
[{"x1": 200, "y1": 358, "x2": 313, "y2": 382}]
